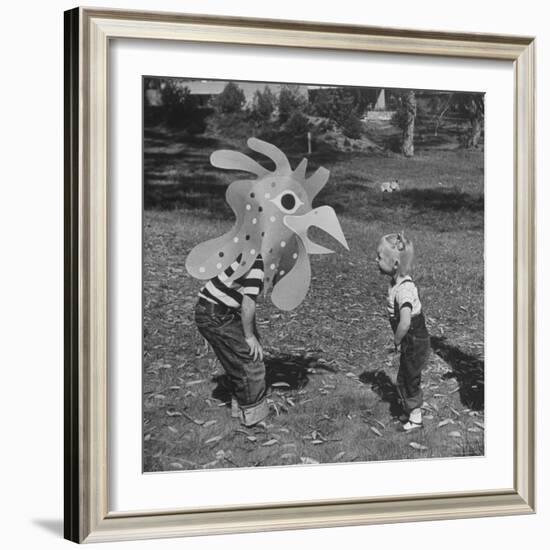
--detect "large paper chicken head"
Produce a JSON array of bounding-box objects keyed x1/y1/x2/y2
[{"x1": 185, "y1": 137, "x2": 349, "y2": 310}]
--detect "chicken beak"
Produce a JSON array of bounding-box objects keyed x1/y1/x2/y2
[{"x1": 283, "y1": 206, "x2": 349, "y2": 255}]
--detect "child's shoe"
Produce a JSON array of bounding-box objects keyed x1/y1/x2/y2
[{"x1": 402, "y1": 408, "x2": 423, "y2": 432}]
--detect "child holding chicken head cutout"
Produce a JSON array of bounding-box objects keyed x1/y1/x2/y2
[
  {"x1": 376, "y1": 232, "x2": 430, "y2": 431},
  {"x1": 187, "y1": 138, "x2": 349, "y2": 427}
]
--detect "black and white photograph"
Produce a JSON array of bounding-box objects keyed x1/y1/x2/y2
[{"x1": 143, "y1": 77, "x2": 485, "y2": 472}]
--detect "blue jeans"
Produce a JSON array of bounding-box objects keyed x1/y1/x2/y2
[
  {"x1": 396, "y1": 332, "x2": 430, "y2": 413},
  {"x1": 194, "y1": 302, "x2": 267, "y2": 411}
]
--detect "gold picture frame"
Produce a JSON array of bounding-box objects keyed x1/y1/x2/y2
[{"x1": 64, "y1": 7, "x2": 535, "y2": 543}]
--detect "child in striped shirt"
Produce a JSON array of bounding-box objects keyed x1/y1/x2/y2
[
  {"x1": 376, "y1": 232, "x2": 430, "y2": 431},
  {"x1": 194, "y1": 253, "x2": 269, "y2": 427}
]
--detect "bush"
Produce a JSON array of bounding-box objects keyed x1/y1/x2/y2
[
  {"x1": 278, "y1": 85, "x2": 307, "y2": 123},
  {"x1": 215, "y1": 82, "x2": 245, "y2": 114},
  {"x1": 284, "y1": 112, "x2": 310, "y2": 136},
  {"x1": 160, "y1": 82, "x2": 210, "y2": 134},
  {"x1": 340, "y1": 112, "x2": 363, "y2": 139}
]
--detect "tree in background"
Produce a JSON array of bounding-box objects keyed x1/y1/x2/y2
[
  {"x1": 311, "y1": 88, "x2": 363, "y2": 139},
  {"x1": 283, "y1": 111, "x2": 310, "y2": 137},
  {"x1": 427, "y1": 92, "x2": 453, "y2": 137},
  {"x1": 250, "y1": 86, "x2": 276, "y2": 128},
  {"x1": 278, "y1": 85, "x2": 307, "y2": 123},
  {"x1": 159, "y1": 81, "x2": 209, "y2": 134},
  {"x1": 392, "y1": 90, "x2": 417, "y2": 157},
  {"x1": 455, "y1": 93, "x2": 484, "y2": 148},
  {"x1": 215, "y1": 82, "x2": 246, "y2": 114}
]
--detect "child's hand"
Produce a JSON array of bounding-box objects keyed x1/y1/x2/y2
[{"x1": 245, "y1": 335, "x2": 263, "y2": 362}]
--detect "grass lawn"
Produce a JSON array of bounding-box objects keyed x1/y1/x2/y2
[{"x1": 143, "y1": 127, "x2": 484, "y2": 472}]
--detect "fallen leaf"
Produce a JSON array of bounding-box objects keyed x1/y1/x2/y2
[
  {"x1": 370, "y1": 426, "x2": 382, "y2": 437},
  {"x1": 202, "y1": 420, "x2": 217, "y2": 428},
  {"x1": 144, "y1": 433, "x2": 152, "y2": 441},
  {"x1": 262, "y1": 439, "x2": 279, "y2": 447},
  {"x1": 409, "y1": 442, "x2": 428, "y2": 451},
  {"x1": 438, "y1": 419, "x2": 454, "y2": 428},
  {"x1": 167, "y1": 426, "x2": 178, "y2": 434},
  {"x1": 449, "y1": 431, "x2": 462, "y2": 438},
  {"x1": 332, "y1": 451, "x2": 346, "y2": 461},
  {"x1": 300, "y1": 457, "x2": 320, "y2": 464},
  {"x1": 311, "y1": 440, "x2": 324, "y2": 445},
  {"x1": 468, "y1": 427, "x2": 482, "y2": 433},
  {"x1": 205, "y1": 436, "x2": 222, "y2": 445},
  {"x1": 169, "y1": 462, "x2": 183, "y2": 469},
  {"x1": 280, "y1": 453, "x2": 296, "y2": 460},
  {"x1": 166, "y1": 409, "x2": 182, "y2": 417},
  {"x1": 474, "y1": 421, "x2": 485, "y2": 429},
  {"x1": 153, "y1": 394, "x2": 166, "y2": 400},
  {"x1": 271, "y1": 382, "x2": 290, "y2": 388},
  {"x1": 246, "y1": 436, "x2": 257, "y2": 442}
]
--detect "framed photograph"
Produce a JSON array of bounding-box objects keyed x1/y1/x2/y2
[{"x1": 64, "y1": 7, "x2": 535, "y2": 543}]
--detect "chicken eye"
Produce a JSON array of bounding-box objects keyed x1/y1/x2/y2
[
  {"x1": 281, "y1": 193, "x2": 295, "y2": 210},
  {"x1": 271, "y1": 190, "x2": 303, "y2": 214}
]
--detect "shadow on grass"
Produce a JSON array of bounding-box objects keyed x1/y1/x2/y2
[
  {"x1": 144, "y1": 175, "x2": 230, "y2": 213},
  {"x1": 431, "y1": 336, "x2": 484, "y2": 411},
  {"x1": 401, "y1": 188, "x2": 484, "y2": 213},
  {"x1": 359, "y1": 370, "x2": 403, "y2": 418},
  {"x1": 211, "y1": 353, "x2": 338, "y2": 403}
]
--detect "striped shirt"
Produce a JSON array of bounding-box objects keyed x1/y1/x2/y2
[
  {"x1": 199, "y1": 254, "x2": 264, "y2": 309},
  {"x1": 387, "y1": 276, "x2": 422, "y2": 321}
]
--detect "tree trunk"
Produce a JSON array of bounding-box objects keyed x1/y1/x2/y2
[
  {"x1": 467, "y1": 116, "x2": 482, "y2": 148},
  {"x1": 402, "y1": 91, "x2": 416, "y2": 157}
]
